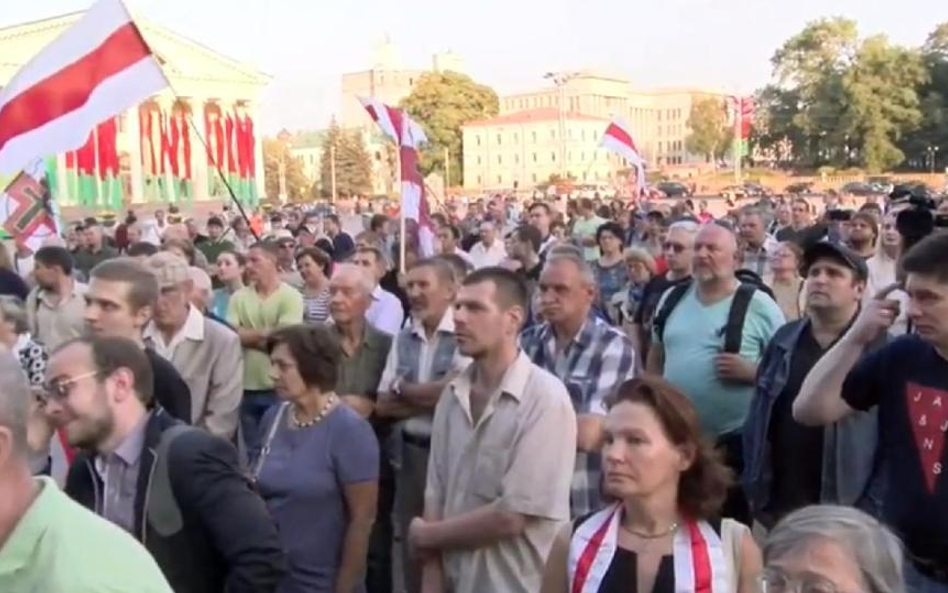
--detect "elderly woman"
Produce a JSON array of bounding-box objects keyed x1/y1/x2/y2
[
  {"x1": 211, "y1": 250, "x2": 245, "y2": 319},
  {"x1": 541, "y1": 376, "x2": 761, "y2": 593},
  {"x1": 762, "y1": 505, "x2": 905, "y2": 593},
  {"x1": 766, "y1": 241, "x2": 805, "y2": 321},
  {"x1": 0, "y1": 295, "x2": 47, "y2": 386},
  {"x1": 254, "y1": 324, "x2": 379, "y2": 593},
  {"x1": 593, "y1": 222, "x2": 630, "y2": 322},
  {"x1": 296, "y1": 247, "x2": 333, "y2": 324},
  {"x1": 610, "y1": 247, "x2": 656, "y2": 327}
]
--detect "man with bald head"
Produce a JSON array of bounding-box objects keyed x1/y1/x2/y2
[{"x1": 647, "y1": 222, "x2": 784, "y2": 521}]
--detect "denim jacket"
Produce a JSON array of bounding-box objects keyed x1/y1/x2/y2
[{"x1": 743, "y1": 318, "x2": 885, "y2": 525}]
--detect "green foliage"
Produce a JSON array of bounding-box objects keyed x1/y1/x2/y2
[
  {"x1": 263, "y1": 139, "x2": 310, "y2": 201},
  {"x1": 685, "y1": 97, "x2": 733, "y2": 162},
  {"x1": 319, "y1": 121, "x2": 372, "y2": 199},
  {"x1": 400, "y1": 71, "x2": 498, "y2": 184}
]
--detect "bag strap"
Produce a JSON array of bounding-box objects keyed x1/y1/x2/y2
[
  {"x1": 146, "y1": 424, "x2": 194, "y2": 537},
  {"x1": 652, "y1": 281, "x2": 692, "y2": 344},
  {"x1": 723, "y1": 284, "x2": 756, "y2": 354},
  {"x1": 251, "y1": 403, "x2": 288, "y2": 481}
]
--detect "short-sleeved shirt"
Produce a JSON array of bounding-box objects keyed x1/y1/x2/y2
[
  {"x1": 425, "y1": 351, "x2": 577, "y2": 593},
  {"x1": 653, "y1": 282, "x2": 785, "y2": 437},
  {"x1": 27, "y1": 281, "x2": 88, "y2": 351},
  {"x1": 227, "y1": 283, "x2": 304, "y2": 391},
  {"x1": 0, "y1": 477, "x2": 172, "y2": 592},
  {"x1": 571, "y1": 216, "x2": 608, "y2": 261},
  {"x1": 841, "y1": 335, "x2": 948, "y2": 564},
  {"x1": 333, "y1": 322, "x2": 392, "y2": 402},
  {"x1": 256, "y1": 404, "x2": 379, "y2": 593}
]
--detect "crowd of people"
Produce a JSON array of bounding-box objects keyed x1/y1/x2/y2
[{"x1": 0, "y1": 187, "x2": 947, "y2": 593}]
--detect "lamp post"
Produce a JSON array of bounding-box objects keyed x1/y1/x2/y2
[
  {"x1": 927, "y1": 145, "x2": 940, "y2": 175},
  {"x1": 277, "y1": 129, "x2": 292, "y2": 204},
  {"x1": 544, "y1": 71, "x2": 578, "y2": 180}
]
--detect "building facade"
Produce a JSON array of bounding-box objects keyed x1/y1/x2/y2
[
  {"x1": 463, "y1": 71, "x2": 725, "y2": 190},
  {"x1": 0, "y1": 11, "x2": 271, "y2": 209}
]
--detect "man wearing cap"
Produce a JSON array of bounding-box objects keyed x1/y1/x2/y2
[
  {"x1": 743, "y1": 241, "x2": 880, "y2": 528},
  {"x1": 143, "y1": 253, "x2": 243, "y2": 440}
]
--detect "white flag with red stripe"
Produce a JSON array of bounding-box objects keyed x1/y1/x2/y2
[
  {"x1": 0, "y1": 0, "x2": 168, "y2": 175},
  {"x1": 600, "y1": 117, "x2": 646, "y2": 196},
  {"x1": 359, "y1": 97, "x2": 435, "y2": 256}
]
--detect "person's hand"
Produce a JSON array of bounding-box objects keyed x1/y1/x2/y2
[
  {"x1": 849, "y1": 283, "x2": 902, "y2": 345},
  {"x1": 714, "y1": 353, "x2": 756, "y2": 383},
  {"x1": 408, "y1": 517, "x2": 434, "y2": 559}
]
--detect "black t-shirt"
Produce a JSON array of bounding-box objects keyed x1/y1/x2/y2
[
  {"x1": 331, "y1": 232, "x2": 355, "y2": 262},
  {"x1": 0, "y1": 268, "x2": 29, "y2": 300},
  {"x1": 842, "y1": 335, "x2": 948, "y2": 564},
  {"x1": 775, "y1": 224, "x2": 827, "y2": 250},
  {"x1": 768, "y1": 326, "x2": 826, "y2": 519},
  {"x1": 633, "y1": 273, "x2": 690, "y2": 327},
  {"x1": 144, "y1": 348, "x2": 193, "y2": 424}
]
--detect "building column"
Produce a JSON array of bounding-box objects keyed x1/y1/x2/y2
[
  {"x1": 55, "y1": 153, "x2": 69, "y2": 205},
  {"x1": 248, "y1": 100, "x2": 266, "y2": 201},
  {"x1": 188, "y1": 97, "x2": 210, "y2": 201},
  {"x1": 125, "y1": 104, "x2": 144, "y2": 204},
  {"x1": 155, "y1": 95, "x2": 177, "y2": 203}
]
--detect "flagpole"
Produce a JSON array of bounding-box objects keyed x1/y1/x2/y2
[
  {"x1": 93, "y1": 125, "x2": 102, "y2": 209},
  {"x1": 397, "y1": 146, "x2": 406, "y2": 275}
]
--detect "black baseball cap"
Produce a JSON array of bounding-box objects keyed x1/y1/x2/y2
[{"x1": 802, "y1": 240, "x2": 869, "y2": 281}]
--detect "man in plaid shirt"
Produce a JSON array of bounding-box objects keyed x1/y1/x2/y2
[
  {"x1": 519, "y1": 251, "x2": 636, "y2": 517},
  {"x1": 738, "y1": 208, "x2": 779, "y2": 277}
]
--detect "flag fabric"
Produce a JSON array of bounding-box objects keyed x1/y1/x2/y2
[
  {"x1": 600, "y1": 117, "x2": 646, "y2": 196},
  {"x1": 359, "y1": 97, "x2": 435, "y2": 257},
  {"x1": 0, "y1": 159, "x2": 60, "y2": 251},
  {"x1": 0, "y1": 0, "x2": 168, "y2": 175}
]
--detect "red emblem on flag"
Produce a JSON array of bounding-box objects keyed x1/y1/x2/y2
[
  {"x1": 906, "y1": 381, "x2": 948, "y2": 494},
  {"x1": 2, "y1": 172, "x2": 57, "y2": 248}
]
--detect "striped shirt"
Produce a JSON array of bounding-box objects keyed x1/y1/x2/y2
[
  {"x1": 519, "y1": 315, "x2": 636, "y2": 517},
  {"x1": 302, "y1": 288, "x2": 331, "y2": 324}
]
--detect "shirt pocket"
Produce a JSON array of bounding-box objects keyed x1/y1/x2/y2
[{"x1": 471, "y1": 446, "x2": 506, "y2": 502}]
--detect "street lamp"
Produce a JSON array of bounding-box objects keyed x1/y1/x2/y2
[
  {"x1": 544, "y1": 71, "x2": 578, "y2": 180},
  {"x1": 277, "y1": 129, "x2": 292, "y2": 204},
  {"x1": 927, "y1": 145, "x2": 940, "y2": 175}
]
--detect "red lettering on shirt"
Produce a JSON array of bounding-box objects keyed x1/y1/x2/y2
[{"x1": 906, "y1": 382, "x2": 948, "y2": 494}]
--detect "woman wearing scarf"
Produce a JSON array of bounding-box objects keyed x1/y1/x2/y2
[{"x1": 541, "y1": 375, "x2": 761, "y2": 593}]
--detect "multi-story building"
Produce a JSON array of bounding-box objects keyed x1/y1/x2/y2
[{"x1": 463, "y1": 70, "x2": 725, "y2": 190}]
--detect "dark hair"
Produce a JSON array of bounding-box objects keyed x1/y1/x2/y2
[
  {"x1": 440, "y1": 224, "x2": 461, "y2": 241},
  {"x1": 606, "y1": 376, "x2": 732, "y2": 520},
  {"x1": 34, "y1": 246, "x2": 74, "y2": 275},
  {"x1": 850, "y1": 212, "x2": 879, "y2": 239},
  {"x1": 596, "y1": 221, "x2": 625, "y2": 246},
  {"x1": 901, "y1": 232, "x2": 948, "y2": 284},
  {"x1": 434, "y1": 253, "x2": 471, "y2": 281},
  {"x1": 162, "y1": 238, "x2": 196, "y2": 266},
  {"x1": 249, "y1": 240, "x2": 281, "y2": 262},
  {"x1": 57, "y1": 335, "x2": 154, "y2": 405},
  {"x1": 267, "y1": 324, "x2": 341, "y2": 392},
  {"x1": 529, "y1": 202, "x2": 552, "y2": 216},
  {"x1": 325, "y1": 214, "x2": 341, "y2": 227},
  {"x1": 596, "y1": 205, "x2": 612, "y2": 219},
  {"x1": 217, "y1": 249, "x2": 246, "y2": 267},
  {"x1": 207, "y1": 216, "x2": 224, "y2": 228},
  {"x1": 296, "y1": 246, "x2": 332, "y2": 277},
  {"x1": 579, "y1": 197, "x2": 594, "y2": 211},
  {"x1": 513, "y1": 224, "x2": 542, "y2": 253},
  {"x1": 463, "y1": 267, "x2": 528, "y2": 315},
  {"x1": 369, "y1": 214, "x2": 388, "y2": 232},
  {"x1": 90, "y1": 258, "x2": 159, "y2": 311},
  {"x1": 409, "y1": 257, "x2": 456, "y2": 285},
  {"x1": 353, "y1": 245, "x2": 385, "y2": 266},
  {"x1": 126, "y1": 242, "x2": 159, "y2": 258},
  {"x1": 430, "y1": 212, "x2": 448, "y2": 228}
]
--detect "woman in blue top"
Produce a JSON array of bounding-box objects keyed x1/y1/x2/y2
[
  {"x1": 211, "y1": 250, "x2": 245, "y2": 319},
  {"x1": 593, "y1": 222, "x2": 630, "y2": 323},
  {"x1": 254, "y1": 324, "x2": 379, "y2": 593}
]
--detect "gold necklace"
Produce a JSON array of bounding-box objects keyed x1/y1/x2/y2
[
  {"x1": 620, "y1": 521, "x2": 679, "y2": 540},
  {"x1": 291, "y1": 394, "x2": 337, "y2": 428}
]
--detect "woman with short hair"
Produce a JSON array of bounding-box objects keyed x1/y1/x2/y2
[
  {"x1": 611, "y1": 247, "x2": 657, "y2": 327},
  {"x1": 254, "y1": 324, "x2": 379, "y2": 593},
  {"x1": 762, "y1": 505, "x2": 905, "y2": 593},
  {"x1": 593, "y1": 222, "x2": 630, "y2": 322},
  {"x1": 296, "y1": 247, "x2": 332, "y2": 324},
  {"x1": 766, "y1": 241, "x2": 805, "y2": 322},
  {"x1": 541, "y1": 375, "x2": 761, "y2": 593}
]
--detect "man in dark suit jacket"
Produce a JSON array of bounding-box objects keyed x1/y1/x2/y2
[{"x1": 43, "y1": 336, "x2": 285, "y2": 593}]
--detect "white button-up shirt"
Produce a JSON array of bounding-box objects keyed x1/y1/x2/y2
[
  {"x1": 367, "y1": 285, "x2": 405, "y2": 336},
  {"x1": 468, "y1": 240, "x2": 506, "y2": 269},
  {"x1": 143, "y1": 305, "x2": 205, "y2": 360}
]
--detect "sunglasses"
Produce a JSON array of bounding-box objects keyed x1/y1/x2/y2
[{"x1": 39, "y1": 370, "x2": 101, "y2": 405}]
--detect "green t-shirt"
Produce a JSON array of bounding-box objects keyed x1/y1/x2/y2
[
  {"x1": 652, "y1": 283, "x2": 785, "y2": 437},
  {"x1": 572, "y1": 216, "x2": 608, "y2": 261},
  {"x1": 227, "y1": 282, "x2": 304, "y2": 390},
  {"x1": 0, "y1": 477, "x2": 173, "y2": 593}
]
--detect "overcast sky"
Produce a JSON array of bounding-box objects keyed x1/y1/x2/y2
[{"x1": 3, "y1": 0, "x2": 945, "y2": 134}]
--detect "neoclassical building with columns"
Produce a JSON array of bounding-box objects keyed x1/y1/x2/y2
[{"x1": 0, "y1": 10, "x2": 271, "y2": 209}]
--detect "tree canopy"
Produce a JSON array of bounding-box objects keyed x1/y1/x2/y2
[
  {"x1": 685, "y1": 97, "x2": 733, "y2": 163},
  {"x1": 319, "y1": 120, "x2": 373, "y2": 199},
  {"x1": 263, "y1": 139, "x2": 311, "y2": 201}
]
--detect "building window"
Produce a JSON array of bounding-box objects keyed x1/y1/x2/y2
[
  {"x1": 582, "y1": 171, "x2": 588, "y2": 181},
  {"x1": 532, "y1": 153, "x2": 538, "y2": 163},
  {"x1": 532, "y1": 131, "x2": 537, "y2": 143},
  {"x1": 497, "y1": 155, "x2": 502, "y2": 164},
  {"x1": 551, "y1": 152, "x2": 556, "y2": 162},
  {"x1": 581, "y1": 151, "x2": 585, "y2": 161},
  {"x1": 514, "y1": 154, "x2": 520, "y2": 164},
  {"x1": 476, "y1": 135, "x2": 481, "y2": 147},
  {"x1": 532, "y1": 173, "x2": 537, "y2": 182},
  {"x1": 409, "y1": 78, "x2": 414, "y2": 85},
  {"x1": 497, "y1": 175, "x2": 502, "y2": 184},
  {"x1": 550, "y1": 129, "x2": 556, "y2": 139},
  {"x1": 568, "y1": 151, "x2": 572, "y2": 162},
  {"x1": 514, "y1": 133, "x2": 519, "y2": 143},
  {"x1": 581, "y1": 129, "x2": 586, "y2": 141},
  {"x1": 477, "y1": 156, "x2": 482, "y2": 165},
  {"x1": 477, "y1": 175, "x2": 482, "y2": 185},
  {"x1": 496, "y1": 134, "x2": 502, "y2": 145}
]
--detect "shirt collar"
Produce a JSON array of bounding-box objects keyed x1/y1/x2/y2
[
  {"x1": 540, "y1": 316, "x2": 598, "y2": 350},
  {"x1": 410, "y1": 307, "x2": 456, "y2": 339},
  {"x1": 372, "y1": 285, "x2": 383, "y2": 301},
  {"x1": 37, "y1": 280, "x2": 87, "y2": 305},
  {"x1": 105, "y1": 411, "x2": 150, "y2": 467},
  {"x1": 450, "y1": 349, "x2": 532, "y2": 404},
  {"x1": 143, "y1": 305, "x2": 205, "y2": 345},
  {"x1": 0, "y1": 477, "x2": 60, "y2": 573}
]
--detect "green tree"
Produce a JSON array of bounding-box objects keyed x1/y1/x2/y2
[
  {"x1": 686, "y1": 97, "x2": 732, "y2": 163},
  {"x1": 902, "y1": 22, "x2": 948, "y2": 170},
  {"x1": 319, "y1": 121, "x2": 372, "y2": 199},
  {"x1": 263, "y1": 139, "x2": 309, "y2": 201},
  {"x1": 400, "y1": 71, "x2": 498, "y2": 184}
]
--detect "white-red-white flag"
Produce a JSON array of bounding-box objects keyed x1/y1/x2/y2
[
  {"x1": 359, "y1": 97, "x2": 435, "y2": 257},
  {"x1": 0, "y1": 0, "x2": 168, "y2": 175},
  {"x1": 600, "y1": 117, "x2": 646, "y2": 196}
]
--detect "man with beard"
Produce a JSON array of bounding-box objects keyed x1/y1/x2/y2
[
  {"x1": 845, "y1": 212, "x2": 878, "y2": 260},
  {"x1": 26, "y1": 246, "x2": 87, "y2": 351}
]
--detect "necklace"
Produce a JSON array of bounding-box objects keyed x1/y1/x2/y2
[
  {"x1": 291, "y1": 394, "x2": 337, "y2": 428},
  {"x1": 620, "y1": 521, "x2": 679, "y2": 540}
]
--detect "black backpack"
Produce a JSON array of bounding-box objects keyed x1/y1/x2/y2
[{"x1": 652, "y1": 269, "x2": 775, "y2": 354}]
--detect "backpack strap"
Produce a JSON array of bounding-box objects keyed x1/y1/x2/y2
[
  {"x1": 146, "y1": 424, "x2": 195, "y2": 537},
  {"x1": 723, "y1": 284, "x2": 756, "y2": 354},
  {"x1": 652, "y1": 281, "x2": 692, "y2": 344}
]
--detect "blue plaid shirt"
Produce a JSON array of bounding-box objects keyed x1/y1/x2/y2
[{"x1": 519, "y1": 316, "x2": 636, "y2": 517}]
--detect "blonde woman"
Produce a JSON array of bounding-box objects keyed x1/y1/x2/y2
[{"x1": 611, "y1": 247, "x2": 657, "y2": 328}]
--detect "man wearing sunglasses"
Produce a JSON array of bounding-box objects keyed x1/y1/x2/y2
[{"x1": 38, "y1": 336, "x2": 285, "y2": 592}]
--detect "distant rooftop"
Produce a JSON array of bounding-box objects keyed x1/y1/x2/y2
[{"x1": 466, "y1": 107, "x2": 608, "y2": 127}]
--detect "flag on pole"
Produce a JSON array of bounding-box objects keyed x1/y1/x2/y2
[
  {"x1": 359, "y1": 97, "x2": 435, "y2": 256},
  {"x1": 600, "y1": 117, "x2": 646, "y2": 196},
  {"x1": 0, "y1": 158, "x2": 60, "y2": 251},
  {"x1": 0, "y1": 0, "x2": 169, "y2": 175}
]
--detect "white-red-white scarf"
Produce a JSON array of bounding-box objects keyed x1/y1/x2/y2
[{"x1": 568, "y1": 503, "x2": 731, "y2": 593}]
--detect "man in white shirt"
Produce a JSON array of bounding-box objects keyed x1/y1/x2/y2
[
  {"x1": 352, "y1": 246, "x2": 405, "y2": 335},
  {"x1": 436, "y1": 224, "x2": 474, "y2": 267},
  {"x1": 468, "y1": 221, "x2": 506, "y2": 269}
]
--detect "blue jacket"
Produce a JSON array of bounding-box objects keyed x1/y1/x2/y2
[{"x1": 742, "y1": 318, "x2": 884, "y2": 525}]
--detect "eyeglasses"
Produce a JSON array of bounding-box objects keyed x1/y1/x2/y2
[
  {"x1": 39, "y1": 370, "x2": 101, "y2": 404},
  {"x1": 663, "y1": 241, "x2": 687, "y2": 253},
  {"x1": 757, "y1": 568, "x2": 861, "y2": 593}
]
